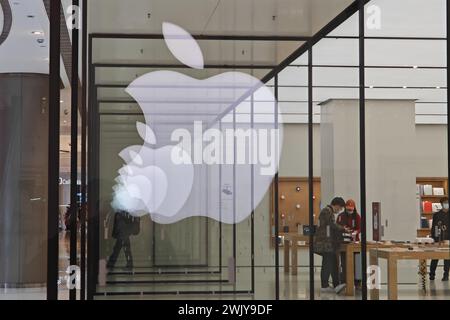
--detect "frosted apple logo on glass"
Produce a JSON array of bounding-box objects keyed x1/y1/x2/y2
[
  {"x1": 111, "y1": 122, "x2": 193, "y2": 218},
  {"x1": 112, "y1": 22, "x2": 283, "y2": 224}
]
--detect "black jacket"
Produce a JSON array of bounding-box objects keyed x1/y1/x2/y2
[
  {"x1": 313, "y1": 205, "x2": 345, "y2": 253},
  {"x1": 112, "y1": 211, "x2": 139, "y2": 239},
  {"x1": 431, "y1": 209, "x2": 450, "y2": 241}
]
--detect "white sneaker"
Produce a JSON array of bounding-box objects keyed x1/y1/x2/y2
[
  {"x1": 320, "y1": 287, "x2": 335, "y2": 293},
  {"x1": 334, "y1": 283, "x2": 346, "y2": 294}
]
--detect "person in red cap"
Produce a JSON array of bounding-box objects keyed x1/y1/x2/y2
[
  {"x1": 337, "y1": 199, "x2": 362, "y2": 286},
  {"x1": 337, "y1": 199, "x2": 361, "y2": 240}
]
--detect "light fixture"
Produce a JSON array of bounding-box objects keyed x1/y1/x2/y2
[
  {"x1": 32, "y1": 31, "x2": 44, "y2": 35},
  {"x1": 436, "y1": 86, "x2": 441, "y2": 89},
  {"x1": 369, "y1": 85, "x2": 374, "y2": 89},
  {"x1": 60, "y1": 100, "x2": 64, "y2": 103},
  {"x1": 403, "y1": 86, "x2": 408, "y2": 89},
  {"x1": 413, "y1": 66, "x2": 418, "y2": 69}
]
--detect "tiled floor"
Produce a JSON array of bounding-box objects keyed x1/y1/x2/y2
[
  {"x1": 3, "y1": 269, "x2": 450, "y2": 300},
  {"x1": 2, "y1": 232, "x2": 450, "y2": 300}
]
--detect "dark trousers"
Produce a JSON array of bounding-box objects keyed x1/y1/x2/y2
[
  {"x1": 107, "y1": 237, "x2": 133, "y2": 268},
  {"x1": 430, "y1": 259, "x2": 450, "y2": 276},
  {"x1": 321, "y1": 252, "x2": 339, "y2": 288},
  {"x1": 339, "y1": 252, "x2": 361, "y2": 285}
]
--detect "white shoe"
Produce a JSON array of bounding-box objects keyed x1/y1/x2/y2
[
  {"x1": 334, "y1": 283, "x2": 346, "y2": 294},
  {"x1": 320, "y1": 287, "x2": 335, "y2": 293}
]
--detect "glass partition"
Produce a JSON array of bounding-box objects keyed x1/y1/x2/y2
[
  {"x1": 0, "y1": 0, "x2": 50, "y2": 300},
  {"x1": 364, "y1": 0, "x2": 450, "y2": 301}
]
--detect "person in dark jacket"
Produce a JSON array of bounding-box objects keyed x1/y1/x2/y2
[
  {"x1": 429, "y1": 197, "x2": 450, "y2": 281},
  {"x1": 107, "y1": 210, "x2": 138, "y2": 269},
  {"x1": 314, "y1": 197, "x2": 349, "y2": 294},
  {"x1": 337, "y1": 199, "x2": 362, "y2": 285}
]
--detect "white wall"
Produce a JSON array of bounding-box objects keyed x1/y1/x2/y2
[
  {"x1": 415, "y1": 124, "x2": 448, "y2": 177},
  {"x1": 320, "y1": 99, "x2": 419, "y2": 241},
  {"x1": 243, "y1": 117, "x2": 448, "y2": 268},
  {"x1": 365, "y1": 100, "x2": 418, "y2": 241}
]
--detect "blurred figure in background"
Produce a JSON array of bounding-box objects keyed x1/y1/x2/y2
[
  {"x1": 337, "y1": 199, "x2": 362, "y2": 287},
  {"x1": 429, "y1": 197, "x2": 450, "y2": 281},
  {"x1": 107, "y1": 210, "x2": 140, "y2": 270}
]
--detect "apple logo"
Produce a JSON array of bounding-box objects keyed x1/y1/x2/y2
[
  {"x1": 112, "y1": 22, "x2": 283, "y2": 224},
  {"x1": 112, "y1": 121, "x2": 193, "y2": 218}
]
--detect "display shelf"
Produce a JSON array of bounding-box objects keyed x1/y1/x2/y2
[
  {"x1": 420, "y1": 195, "x2": 447, "y2": 199},
  {"x1": 270, "y1": 177, "x2": 321, "y2": 248},
  {"x1": 416, "y1": 177, "x2": 448, "y2": 238},
  {"x1": 417, "y1": 228, "x2": 431, "y2": 237}
]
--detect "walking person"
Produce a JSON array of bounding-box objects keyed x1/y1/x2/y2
[{"x1": 107, "y1": 210, "x2": 140, "y2": 270}]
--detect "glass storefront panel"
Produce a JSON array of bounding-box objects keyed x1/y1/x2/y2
[
  {"x1": 0, "y1": 0, "x2": 50, "y2": 299},
  {"x1": 365, "y1": 0, "x2": 450, "y2": 301}
]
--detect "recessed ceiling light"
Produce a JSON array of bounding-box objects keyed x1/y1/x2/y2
[
  {"x1": 369, "y1": 85, "x2": 374, "y2": 89},
  {"x1": 63, "y1": 120, "x2": 67, "y2": 124},
  {"x1": 60, "y1": 100, "x2": 64, "y2": 103},
  {"x1": 436, "y1": 86, "x2": 441, "y2": 89},
  {"x1": 403, "y1": 86, "x2": 408, "y2": 89},
  {"x1": 413, "y1": 66, "x2": 418, "y2": 69},
  {"x1": 32, "y1": 31, "x2": 44, "y2": 35}
]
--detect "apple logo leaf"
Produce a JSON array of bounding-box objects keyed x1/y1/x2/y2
[
  {"x1": 162, "y1": 22, "x2": 204, "y2": 70},
  {"x1": 136, "y1": 121, "x2": 156, "y2": 145}
]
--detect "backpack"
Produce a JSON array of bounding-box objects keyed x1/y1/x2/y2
[{"x1": 124, "y1": 212, "x2": 140, "y2": 235}]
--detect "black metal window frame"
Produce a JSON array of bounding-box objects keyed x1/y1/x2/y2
[{"x1": 47, "y1": 0, "x2": 450, "y2": 301}]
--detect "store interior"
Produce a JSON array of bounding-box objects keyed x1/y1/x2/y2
[{"x1": 0, "y1": 0, "x2": 450, "y2": 300}]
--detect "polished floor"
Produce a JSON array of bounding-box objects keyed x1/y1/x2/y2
[{"x1": 1, "y1": 232, "x2": 450, "y2": 300}]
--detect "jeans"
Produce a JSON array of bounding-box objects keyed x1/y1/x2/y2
[
  {"x1": 107, "y1": 237, "x2": 133, "y2": 268},
  {"x1": 321, "y1": 252, "x2": 339, "y2": 288},
  {"x1": 430, "y1": 259, "x2": 450, "y2": 276}
]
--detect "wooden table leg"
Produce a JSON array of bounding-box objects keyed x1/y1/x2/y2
[
  {"x1": 291, "y1": 242, "x2": 298, "y2": 276},
  {"x1": 419, "y1": 259, "x2": 427, "y2": 292},
  {"x1": 345, "y1": 248, "x2": 355, "y2": 296},
  {"x1": 284, "y1": 239, "x2": 290, "y2": 274},
  {"x1": 369, "y1": 251, "x2": 379, "y2": 300},
  {"x1": 387, "y1": 258, "x2": 398, "y2": 300}
]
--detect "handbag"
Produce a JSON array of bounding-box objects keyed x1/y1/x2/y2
[{"x1": 129, "y1": 215, "x2": 140, "y2": 235}]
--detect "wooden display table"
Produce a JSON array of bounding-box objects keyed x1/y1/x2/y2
[
  {"x1": 283, "y1": 233, "x2": 309, "y2": 275},
  {"x1": 369, "y1": 246, "x2": 450, "y2": 300},
  {"x1": 340, "y1": 242, "x2": 408, "y2": 296}
]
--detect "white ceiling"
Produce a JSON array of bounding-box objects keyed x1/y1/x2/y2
[
  {"x1": 88, "y1": 0, "x2": 353, "y2": 77},
  {"x1": 0, "y1": 0, "x2": 70, "y2": 85},
  {"x1": 279, "y1": 0, "x2": 448, "y2": 124},
  {"x1": 0, "y1": 0, "x2": 49, "y2": 73},
  {"x1": 95, "y1": 0, "x2": 448, "y2": 127},
  {"x1": 88, "y1": 0, "x2": 357, "y2": 147},
  {"x1": 88, "y1": 0, "x2": 353, "y2": 36}
]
